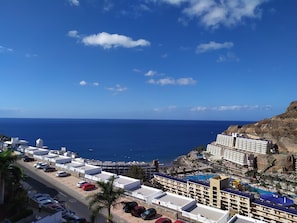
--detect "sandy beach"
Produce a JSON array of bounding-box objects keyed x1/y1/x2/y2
[{"x1": 18, "y1": 159, "x2": 175, "y2": 223}]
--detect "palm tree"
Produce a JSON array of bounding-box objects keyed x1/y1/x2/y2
[
  {"x1": 88, "y1": 175, "x2": 125, "y2": 223},
  {"x1": 6, "y1": 164, "x2": 26, "y2": 203},
  {"x1": 127, "y1": 165, "x2": 145, "y2": 181},
  {"x1": 0, "y1": 149, "x2": 18, "y2": 205}
]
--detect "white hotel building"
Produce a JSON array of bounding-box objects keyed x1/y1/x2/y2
[{"x1": 206, "y1": 133, "x2": 273, "y2": 166}]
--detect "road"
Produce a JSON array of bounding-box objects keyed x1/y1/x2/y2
[{"x1": 19, "y1": 162, "x2": 106, "y2": 223}]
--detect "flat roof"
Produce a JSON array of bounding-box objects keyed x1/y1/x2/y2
[
  {"x1": 131, "y1": 185, "x2": 162, "y2": 197},
  {"x1": 228, "y1": 214, "x2": 267, "y2": 223},
  {"x1": 92, "y1": 172, "x2": 115, "y2": 181},
  {"x1": 186, "y1": 204, "x2": 226, "y2": 222},
  {"x1": 5, "y1": 139, "x2": 28, "y2": 144},
  {"x1": 155, "y1": 193, "x2": 194, "y2": 207},
  {"x1": 43, "y1": 154, "x2": 59, "y2": 158},
  {"x1": 154, "y1": 173, "x2": 187, "y2": 184},
  {"x1": 65, "y1": 162, "x2": 85, "y2": 168},
  {"x1": 54, "y1": 156, "x2": 72, "y2": 161},
  {"x1": 229, "y1": 217, "x2": 253, "y2": 223},
  {"x1": 25, "y1": 146, "x2": 39, "y2": 151},
  {"x1": 77, "y1": 165, "x2": 100, "y2": 171},
  {"x1": 115, "y1": 176, "x2": 139, "y2": 185},
  {"x1": 253, "y1": 199, "x2": 297, "y2": 215}
]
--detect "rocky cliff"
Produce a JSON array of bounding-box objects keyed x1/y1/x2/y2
[
  {"x1": 224, "y1": 101, "x2": 297, "y2": 153},
  {"x1": 166, "y1": 101, "x2": 297, "y2": 174},
  {"x1": 223, "y1": 101, "x2": 297, "y2": 172}
]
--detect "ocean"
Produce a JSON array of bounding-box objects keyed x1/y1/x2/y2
[{"x1": 0, "y1": 118, "x2": 252, "y2": 164}]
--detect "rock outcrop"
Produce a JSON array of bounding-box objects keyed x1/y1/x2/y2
[
  {"x1": 224, "y1": 101, "x2": 297, "y2": 153},
  {"x1": 166, "y1": 101, "x2": 297, "y2": 174}
]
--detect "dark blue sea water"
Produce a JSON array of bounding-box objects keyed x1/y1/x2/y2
[{"x1": 0, "y1": 118, "x2": 252, "y2": 164}]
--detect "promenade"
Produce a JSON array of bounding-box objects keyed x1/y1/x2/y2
[{"x1": 18, "y1": 160, "x2": 174, "y2": 223}]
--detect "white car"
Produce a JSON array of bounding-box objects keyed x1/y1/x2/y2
[
  {"x1": 36, "y1": 196, "x2": 53, "y2": 203},
  {"x1": 31, "y1": 193, "x2": 50, "y2": 200},
  {"x1": 33, "y1": 162, "x2": 43, "y2": 168},
  {"x1": 76, "y1": 180, "x2": 88, "y2": 188},
  {"x1": 35, "y1": 162, "x2": 48, "y2": 169},
  {"x1": 39, "y1": 198, "x2": 59, "y2": 206},
  {"x1": 56, "y1": 171, "x2": 70, "y2": 177}
]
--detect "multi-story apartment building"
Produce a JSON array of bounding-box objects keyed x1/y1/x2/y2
[
  {"x1": 206, "y1": 133, "x2": 273, "y2": 166},
  {"x1": 154, "y1": 173, "x2": 297, "y2": 223}
]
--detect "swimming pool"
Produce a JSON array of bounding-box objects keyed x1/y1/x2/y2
[
  {"x1": 185, "y1": 173, "x2": 216, "y2": 181},
  {"x1": 250, "y1": 187, "x2": 274, "y2": 195}
]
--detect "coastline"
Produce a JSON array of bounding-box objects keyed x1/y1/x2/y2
[{"x1": 0, "y1": 118, "x2": 249, "y2": 163}]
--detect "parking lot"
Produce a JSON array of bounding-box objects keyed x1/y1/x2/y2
[{"x1": 18, "y1": 160, "x2": 178, "y2": 223}]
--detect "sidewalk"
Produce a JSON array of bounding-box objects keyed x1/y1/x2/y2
[{"x1": 18, "y1": 160, "x2": 173, "y2": 223}]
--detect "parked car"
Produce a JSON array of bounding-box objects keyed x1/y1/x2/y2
[
  {"x1": 23, "y1": 156, "x2": 34, "y2": 162},
  {"x1": 76, "y1": 180, "x2": 88, "y2": 188},
  {"x1": 31, "y1": 193, "x2": 51, "y2": 200},
  {"x1": 33, "y1": 162, "x2": 43, "y2": 167},
  {"x1": 122, "y1": 201, "x2": 138, "y2": 213},
  {"x1": 81, "y1": 183, "x2": 96, "y2": 191},
  {"x1": 155, "y1": 218, "x2": 172, "y2": 223},
  {"x1": 131, "y1": 206, "x2": 146, "y2": 217},
  {"x1": 32, "y1": 195, "x2": 51, "y2": 203},
  {"x1": 35, "y1": 196, "x2": 54, "y2": 203},
  {"x1": 141, "y1": 208, "x2": 157, "y2": 220},
  {"x1": 56, "y1": 171, "x2": 70, "y2": 177},
  {"x1": 44, "y1": 166, "x2": 56, "y2": 172},
  {"x1": 46, "y1": 203, "x2": 65, "y2": 212},
  {"x1": 39, "y1": 198, "x2": 59, "y2": 206},
  {"x1": 62, "y1": 213, "x2": 88, "y2": 223},
  {"x1": 35, "y1": 162, "x2": 49, "y2": 169}
]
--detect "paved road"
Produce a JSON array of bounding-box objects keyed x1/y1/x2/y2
[
  {"x1": 19, "y1": 161, "x2": 106, "y2": 223},
  {"x1": 17, "y1": 160, "x2": 163, "y2": 223}
]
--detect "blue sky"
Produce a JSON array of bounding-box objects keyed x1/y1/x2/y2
[{"x1": 0, "y1": 0, "x2": 296, "y2": 121}]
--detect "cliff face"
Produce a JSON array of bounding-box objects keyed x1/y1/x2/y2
[
  {"x1": 224, "y1": 101, "x2": 297, "y2": 153},
  {"x1": 166, "y1": 101, "x2": 297, "y2": 174}
]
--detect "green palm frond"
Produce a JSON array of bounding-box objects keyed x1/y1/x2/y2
[{"x1": 87, "y1": 175, "x2": 125, "y2": 223}]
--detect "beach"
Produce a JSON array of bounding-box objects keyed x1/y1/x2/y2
[{"x1": 17, "y1": 159, "x2": 175, "y2": 223}]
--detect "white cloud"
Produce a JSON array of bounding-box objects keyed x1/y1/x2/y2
[
  {"x1": 196, "y1": 41, "x2": 233, "y2": 53},
  {"x1": 148, "y1": 77, "x2": 196, "y2": 86},
  {"x1": 67, "y1": 30, "x2": 80, "y2": 38},
  {"x1": 159, "y1": 0, "x2": 267, "y2": 29},
  {"x1": 79, "y1": 80, "x2": 100, "y2": 86},
  {"x1": 103, "y1": 1, "x2": 114, "y2": 12},
  {"x1": 25, "y1": 53, "x2": 38, "y2": 58},
  {"x1": 0, "y1": 45, "x2": 13, "y2": 53},
  {"x1": 216, "y1": 52, "x2": 240, "y2": 62},
  {"x1": 160, "y1": 0, "x2": 187, "y2": 5},
  {"x1": 153, "y1": 105, "x2": 177, "y2": 112},
  {"x1": 147, "y1": 78, "x2": 174, "y2": 85},
  {"x1": 176, "y1": 77, "x2": 197, "y2": 85},
  {"x1": 190, "y1": 106, "x2": 208, "y2": 112},
  {"x1": 216, "y1": 105, "x2": 259, "y2": 111},
  {"x1": 144, "y1": 70, "x2": 157, "y2": 77},
  {"x1": 79, "y1": 80, "x2": 87, "y2": 86},
  {"x1": 106, "y1": 84, "x2": 128, "y2": 94},
  {"x1": 82, "y1": 32, "x2": 150, "y2": 49},
  {"x1": 133, "y1": 68, "x2": 142, "y2": 73},
  {"x1": 190, "y1": 105, "x2": 264, "y2": 112},
  {"x1": 68, "y1": 0, "x2": 79, "y2": 6}
]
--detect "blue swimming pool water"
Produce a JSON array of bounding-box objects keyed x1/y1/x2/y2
[
  {"x1": 185, "y1": 173, "x2": 216, "y2": 181},
  {"x1": 250, "y1": 187, "x2": 274, "y2": 195}
]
